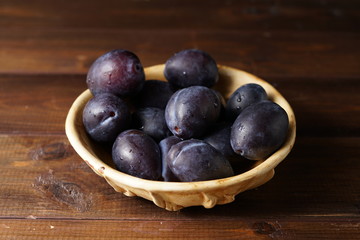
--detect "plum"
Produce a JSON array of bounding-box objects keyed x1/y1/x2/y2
[
  {"x1": 112, "y1": 129, "x2": 161, "y2": 180},
  {"x1": 164, "y1": 49, "x2": 218, "y2": 89},
  {"x1": 82, "y1": 93, "x2": 130, "y2": 143},
  {"x1": 86, "y1": 49, "x2": 145, "y2": 97},
  {"x1": 165, "y1": 86, "x2": 221, "y2": 139},
  {"x1": 230, "y1": 101, "x2": 289, "y2": 160},
  {"x1": 166, "y1": 139, "x2": 234, "y2": 182}
]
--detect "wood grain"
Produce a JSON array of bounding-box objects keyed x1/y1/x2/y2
[
  {"x1": 0, "y1": 29, "x2": 359, "y2": 79},
  {"x1": 0, "y1": 75, "x2": 358, "y2": 136},
  {"x1": 0, "y1": 135, "x2": 359, "y2": 219},
  {"x1": 1, "y1": 218, "x2": 360, "y2": 240},
  {"x1": 2, "y1": 0, "x2": 359, "y2": 32},
  {"x1": 0, "y1": 74, "x2": 86, "y2": 134},
  {"x1": 0, "y1": 0, "x2": 359, "y2": 238}
]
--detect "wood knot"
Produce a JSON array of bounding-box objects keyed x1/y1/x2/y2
[
  {"x1": 252, "y1": 221, "x2": 278, "y2": 235},
  {"x1": 33, "y1": 172, "x2": 92, "y2": 212},
  {"x1": 29, "y1": 142, "x2": 72, "y2": 160}
]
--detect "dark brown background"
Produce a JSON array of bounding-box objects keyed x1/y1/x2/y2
[{"x1": 0, "y1": 0, "x2": 359, "y2": 239}]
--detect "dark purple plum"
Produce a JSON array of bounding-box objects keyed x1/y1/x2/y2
[
  {"x1": 203, "y1": 122, "x2": 236, "y2": 158},
  {"x1": 211, "y1": 89, "x2": 227, "y2": 121},
  {"x1": 165, "y1": 86, "x2": 221, "y2": 139},
  {"x1": 164, "y1": 49, "x2": 218, "y2": 89},
  {"x1": 226, "y1": 83, "x2": 267, "y2": 120},
  {"x1": 203, "y1": 122, "x2": 254, "y2": 170},
  {"x1": 159, "y1": 136, "x2": 182, "y2": 182},
  {"x1": 112, "y1": 129, "x2": 161, "y2": 180},
  {"x1": 87, "y1": 49, "x2": 145, "y2": 97},
  {"x1": 230, "y1": 101, "x2": 289, "y2": 160},
  {"x1": 132, "y1": 107, "x2": 171, "y2": 141},
  {"x1": 135, "y1": 80, "x2": 174, "y2": 109},
  {"x1": 166, "y1": 139, "x2": 234, "y2": 182},
  {"x1": 82, "y1": 93, "x2": 130, "y2": 143}
]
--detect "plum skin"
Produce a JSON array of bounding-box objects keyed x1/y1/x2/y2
[
  {"x1": 226, "y1": 83, "x2": 268, "y2": 121},
  {"x1": 82, "y1": 93, "x2": 130, "y2": 143},
  {"x1": 159, "y1": 136, "x2": 182, "y2": 182},
  {"x1": 203, "y1": 122, "x2": 236, "y2": 158},
  {"x1": 86, "y1": 49, "x2": 145, "y2": 97},
  {"x1": 230, "y1": 100, "x2": 289, "y2": 160},
  {"x1": 135, "y1": 80, "x2": 174, "y2": 109},
  {"x1": 132, "y1": 107, "x2": 172, "y2": 142},
  {"x1": 112, "y1": 129, "x2": 162, "y2": 180},
  {"x1": 164, "y1": 49, "x2": 218, "y2": 89},
  {"x1": 166, "y1": 139, "x2": 234, "y2": 182},
  {"x1": 165, "y1": 86, "x2": 221, "y2": 139}
]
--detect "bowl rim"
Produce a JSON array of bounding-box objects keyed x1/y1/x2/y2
[{"x1": 65, "y1": 64, "x2": 296, "y2": 193}]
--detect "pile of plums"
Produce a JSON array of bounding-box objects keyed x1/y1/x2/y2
[{"x1": 82, "y1": 49, "x2": 289, "y2": 182}]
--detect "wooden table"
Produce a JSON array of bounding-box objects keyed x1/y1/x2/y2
[{"x1": 1, "y1": 0, "x2": 359, "y2": 239}]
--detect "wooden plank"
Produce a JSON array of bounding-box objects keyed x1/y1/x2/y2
[
  {"x1": 0, "y1": 74, "x2": 86, "y2": 134},
  {"x1": 0, "y1": 0, "x2": 358, "y2": 238},
  {"x1": 0, "y1": 135, "x2": 359, "y2": 219},
  {"x1": 1, "y1": 218, "x2": 360, "y2": 240},
  {"x1": 269, "y1": 77, "x2": 360, "y2": 137},
  {"x1": 0, "y1": 29, "x2": 359, "y2": 79},
  {"x1": 1, "y1": 0, "x2": 359, "y2": 32},
  {"x1": 0, "y1": 74, "x2": 358, "y2": 136}
]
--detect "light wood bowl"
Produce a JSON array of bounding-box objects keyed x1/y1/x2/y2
[{"x1": 65, "y1": 64, "x2": 296, "y2": 211}]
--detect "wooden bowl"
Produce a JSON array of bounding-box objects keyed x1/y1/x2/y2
[{"x1": 65, "y1": 64, "x2": 296, "y2": 211}]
